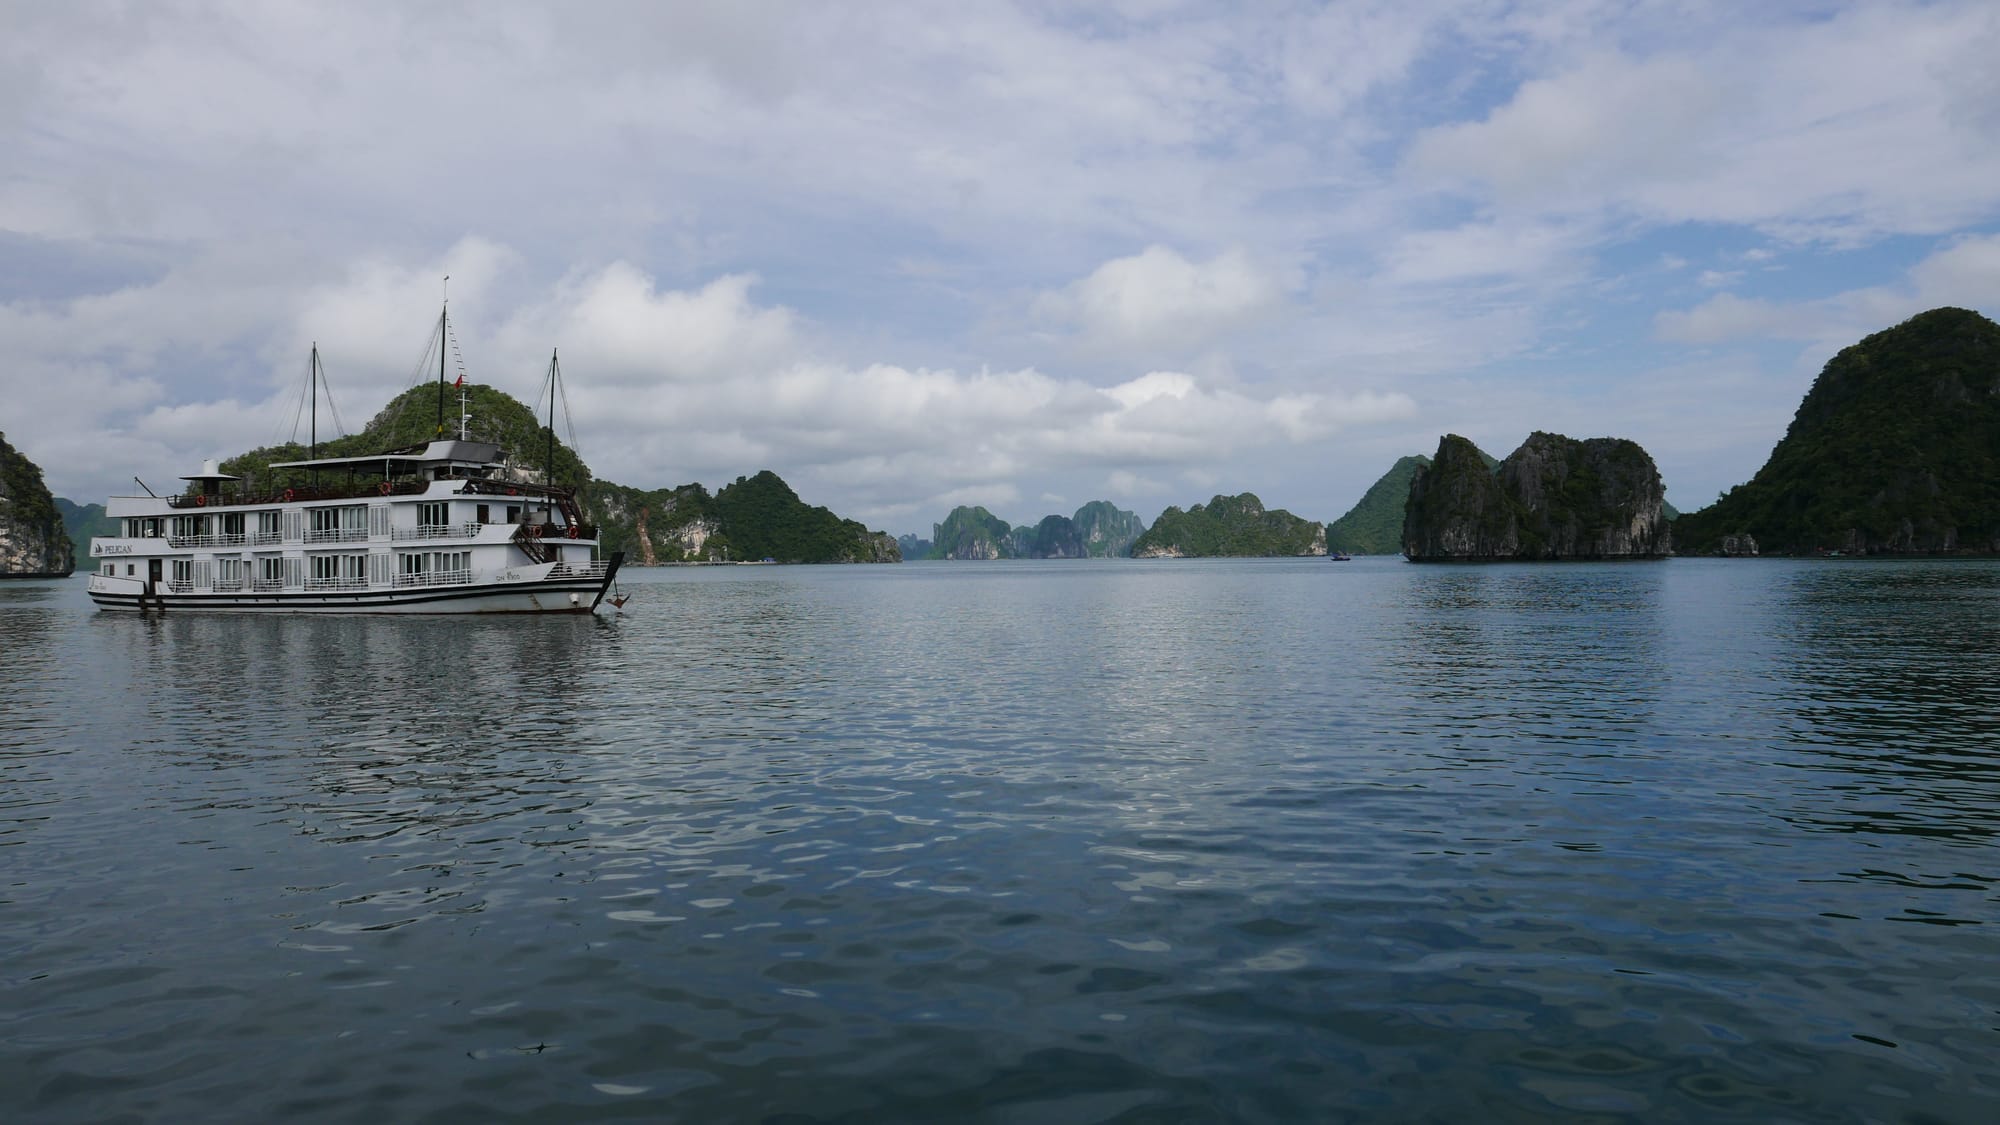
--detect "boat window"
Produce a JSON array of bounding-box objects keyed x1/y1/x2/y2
[
  {"x1": 418, "y1": 501, "x2": 449, "y2": 527},
  {"x1": 507, "y1": 506, "x2": 521, "y2": 523},
  {"x1": 307, "y1": 505, "x2": 369, "y2": 543},
  {"x1": 477, "y1": 504, "x2": 490, "y2": 524}
]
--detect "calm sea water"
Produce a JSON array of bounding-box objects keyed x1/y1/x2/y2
[{"x1": 3, "y1": 558, "x2": 1997, "y2": 1123}]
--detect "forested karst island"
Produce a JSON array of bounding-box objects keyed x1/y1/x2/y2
[
  {"x1": 1675, "y1": 306, "x2": 2000, "y2": 555},
  {"x1": 37, "y1": 308, "x2": 1999, "y2": 567},
  {"x1": 1130, "y1": 493, "x2": 1326, "y2": 557},
  {"x1": 925, "y1": 501, "x2": 1148, "y2": 559},
  {"x1": 1402, "y1": 432, "x2": 1671, "y2": 561},
  {"x1": 1325, "y1": 454, "x2": 1434, "y2": 555}
]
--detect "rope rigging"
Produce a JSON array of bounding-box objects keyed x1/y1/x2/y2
[{"x1": 281, "y1": 345, "x2": 349, "y2": 448}]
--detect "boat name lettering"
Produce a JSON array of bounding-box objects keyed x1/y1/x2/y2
[{"x1": 94, "y1": 543, "x2": 134, "y2": 556}]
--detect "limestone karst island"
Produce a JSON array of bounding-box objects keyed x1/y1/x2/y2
[{"x1": 10, "y1": 307, "x2": 1999, "y2": 575}]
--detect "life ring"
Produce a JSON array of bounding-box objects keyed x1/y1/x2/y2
[
  {"x1": 528, "y1": 525, "x2": 542, "y2": 538},
  {"x1": 565, "y1": 525, "x2": 579, "y2": 539},
  {"x1": 378, "y1": 481, "x2": 393, "y2": 496},
  {"x1": 506, "y1": 487, "x2": 518, "y2": 496},
  {"x1": 194, "y1": 494, "x2": 207, "y2": 507},
  {"x1": 282, "y1": 488, "x2": 295, "y2": 502}
]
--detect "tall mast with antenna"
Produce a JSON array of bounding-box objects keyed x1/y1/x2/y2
[
  {"x1": 546, "y1": 349, "x2": 559, "y2": 519},
  {"x1": 309, "y1": 343, "x2": 326, "y2": 488},
  {"x1": 436, "y1": 276, "x2": 449, "y2": 438},
  {"x1": 309, "y1": 343, "x2": 319, "y2": 461}
]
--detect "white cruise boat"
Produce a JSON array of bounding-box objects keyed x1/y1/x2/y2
[
  {"x1": 86, "y1": 440, "x2": 623, "y2": 614},
  {"x1": 87, "y1": 305, "x2": 623, "y2": 614}
]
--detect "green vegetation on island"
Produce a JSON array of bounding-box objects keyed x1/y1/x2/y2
[
  {"x1": 0, "y1": 433, "x2": 75, "y2": 577},
  {"x1": 924, "y1": 501, "x2": 1148, "y2": 559},
  {"x1": 1402, "y1": 432, "x2": 1670, "y2": 561},
  {"x1": 929, "y1": 505, "x2": 1017, "y2": 559},
  {"x1": 713, "y1": 471, "x2": 900, "y2": 564},
  {"x1": 587, "y1": 473, "x2": 896, "y2": 564},
  {"x1": 1011, "y1": 514, "x2": 1085, "y2": 558},
  {"x1": 1130, "y1": 493, "x2": 1325, "y2": 557},
  {"x1": 57, "y1": 498, "x2": 118, "y2": 571},
  {"x1": 1070, "y1": 500, "x2": 1148, "y2": 558},
  {"x1": 1674, "y1": 306, "x2": 2000, "y2": 555},
  {"x1": 219, "y1": 382, "x2": 590, "y2": 497},
  {"x1": 589, "y1": 480, "x2": 719, "y2": 564},
  {"x1": 1326, "y1": 455, "x2": 1431, "y2": 554}
]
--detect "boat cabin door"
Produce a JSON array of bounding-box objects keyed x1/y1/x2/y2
[{"x1": 148, "y1": 559, "x2": 162, "y2": 585}]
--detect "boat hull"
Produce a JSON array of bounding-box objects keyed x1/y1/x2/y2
[{"x1": 86, "y1": 558, "x2": 621, "y2": 615}]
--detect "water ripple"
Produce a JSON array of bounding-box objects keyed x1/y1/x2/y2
[{"x1": 3, "y1": 562, "x2": 1998, "y2": 1121}]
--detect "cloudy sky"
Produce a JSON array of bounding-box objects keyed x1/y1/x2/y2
[{"x1": 6, "y1": 1, "x2": 2000, "y2": 536}]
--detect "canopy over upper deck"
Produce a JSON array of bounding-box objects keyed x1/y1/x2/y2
[{"x1": 269, "y1": 439, "x2": 504, "y2": 475}]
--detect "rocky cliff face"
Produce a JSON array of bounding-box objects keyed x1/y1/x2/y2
[
  {"x1": 588, "y1": 471, "x2": 896, "y2": 564},
  {"x1": 1010, "y1": 514, "x2": 1085, "y2": 558},
  {"x1": 1403, "y1": 432, "x2": 1669, "y2": 561},
  {"x1": 591, "y1": 483, "x2": 724, "y2": 563},
  {"x1": 1500, "y1": 432, "x2": 1671, "y2": 558},
  {"x1": 0, "y1": 433, "x2": 75, "y2": 578},
  {"x1": 1072, "y1": 501, "x2": 1147, "y2": 558},
  {"x1": 924, "y1": 500, "x2": 1146, "y2": 559},
  {"x1": 1399, "y1": 437, "x2": 1516, "y2": 559},
  {"x1": 930, "y1": 506, "x2": 1015, "y2": 559}
]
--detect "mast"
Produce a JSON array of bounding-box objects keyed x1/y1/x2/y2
[
  {"x1": 309, "y1": 344, "x2": 319, "y2": 460},
  {"x1": 436, "y1": 301, "x2": 448, "y2": 438},
  {"x1": 546, "y1": 349, "x2": 559, "y2": 520},
  {"x1": 310, "y1": 343, "x2": 320, "y2": 488}
]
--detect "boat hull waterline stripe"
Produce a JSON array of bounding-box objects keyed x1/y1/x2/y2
[{"x1": 87, "y1": 576, "x2": 616, "y2": 615}]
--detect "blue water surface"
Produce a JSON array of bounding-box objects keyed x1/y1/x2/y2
[{"x1": 2, "y1": 557, "x2": 1996, "y2": 1122}]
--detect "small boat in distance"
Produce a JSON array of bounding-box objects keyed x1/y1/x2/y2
[
  {"x1": 85, "y1": 305, "x2": 622, "y2": 614},
  {"x1": 1329, "y1": 551, "x2": 1352, "y2": 561}
]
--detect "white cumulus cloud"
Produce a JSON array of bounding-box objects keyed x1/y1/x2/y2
[{"x1": 1034, "y1": 245, "x2": 1293, "y2": 351}]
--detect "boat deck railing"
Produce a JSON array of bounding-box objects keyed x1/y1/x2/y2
[
  {"x1": 304, "y1": 528, "x2": 370, "y2": 544},
  {"x1": 392, "y1": 522, "x2": 484, "y2": 542},
  {"x1": 305, "y1": 576, "x2": 369, "y2": 591},
  {"x1": 392, "y1": 568, "x2": 475, "y2": 588},
  {"x1": 550, "y1": 561, "x2": 612, "y2": 579},
  {"x1": 167, "y1": 480, "x2": 428, "y2": 509},
  {"x1": 168, "y1": 533, "x2": 250, "y2": 549}
]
